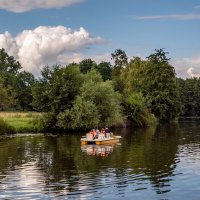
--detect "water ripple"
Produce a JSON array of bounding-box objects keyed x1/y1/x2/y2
[{"x1": 1, "y1": 125, "x2": 200, "y2": 199}]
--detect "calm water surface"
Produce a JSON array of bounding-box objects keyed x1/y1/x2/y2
[{"x1": 0, "y1": 120, "x2": 200, "y2": 199}]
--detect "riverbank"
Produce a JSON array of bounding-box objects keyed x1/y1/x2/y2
[
  {"x1": 0, "y1": 111, "x2": 157, "y2": 135},
  {"x1": 0, "y1": 112, "x2": 43, "y2": 135}
]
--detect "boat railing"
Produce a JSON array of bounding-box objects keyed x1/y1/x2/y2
[
  {"x1": 98, "y1": 133, "x2": 105, "y2": 140},
  {"x1": 106, "y1": 132, "x2": 112, "y2": 138},
  {"x1": 86, "y1": 133, "x2": 93, "y2": 140},
  {"x1": 84, "y1": 132, "x2": 117, "y2": 141}
]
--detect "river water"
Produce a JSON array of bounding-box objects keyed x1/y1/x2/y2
[{"x1": 0, "y1": 119, "x2": 200, "y2": 199}]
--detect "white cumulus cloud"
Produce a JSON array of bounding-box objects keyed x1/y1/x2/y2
[
  {"x1": 0, "y1": 0, "x2": 83, "y2": 13},
  {"x1": 187, "y1": 67, "x2": 200, "y2": 78},
  {"x1": 0, "y1": 26, "x2": 104, "y2": 75},
  {"x1": 0, "y1": 31, "x2": 18, "y2": 56},
  {"x1": 171, "y1": 56, "x2": 200, "y2": 78}
]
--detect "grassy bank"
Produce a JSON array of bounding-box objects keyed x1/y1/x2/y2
[{"x1": 0, "y1": 112, "x2": 43, "y2": 134}]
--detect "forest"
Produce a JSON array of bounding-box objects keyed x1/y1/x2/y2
[{"x1": 0, "y1": 48, "x2": 199, "y2": 132}]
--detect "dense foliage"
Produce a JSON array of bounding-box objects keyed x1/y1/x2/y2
[
  {"x1": 0, "y1": 49, "x2": 35, "y2": 111},
  {"x1": 32, "y1": 67, "x2": 123, "y2": 131},
  {"x1": 121, "y1": 49, "x2": 181, "y2": 122},
  {"x1": 123, "y1": 93, "x2": 155, "y2": 126},
  {"x1": 1, "y1": 47, "x2": 198, "y2": 131},
  {"x1": 178, "y1": 78, "x2": 200, "y2": 116}
]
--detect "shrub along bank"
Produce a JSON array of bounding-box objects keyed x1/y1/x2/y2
[{"x1": 0, "y1": 112, "x2": 43, "y2": 135}]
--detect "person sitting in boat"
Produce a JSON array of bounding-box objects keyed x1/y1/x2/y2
[
  {"x1": 105, "y1": 127, "x2": 111, "y2": 138},
  {"x1": 93, "y1": 129, "x2": 98, "y2": 139},
  {"x1": 95, "y1": 128, "x2": 100, "y2": 135},
  {"x1": 89, "y1": 129, "x2": 95, "y2": 139},
  {"x1": 101, "y1": 128, "x2": 106, "y2": 135},
  {"x1": 100, "y1": 128, "x2": 106, "y2": 138},
  {"x1": 94, "y1": 128, "x2": 100, "y2": 139},
  {"x1": 105, "y1": 127, "x2": 111, "y2": 133}
]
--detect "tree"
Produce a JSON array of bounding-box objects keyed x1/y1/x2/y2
[
  {"x1": 95, "y1": 61, "x2": 112, "y2": 81},
  {"x1": 0, "y1": 48, "x2": 34, "y2": 111},
  {"x1": 0, "y1": 49, "x2": 21, "y2": 109},
  {"x1": 32, "y1": 64, "x2": 83, "y2": 113},
  {"x1": 146, "y1": 48, "x2": 170, "y2": 63},
  {"x1": 121, "y1": 57, "x2": 146, "y2": 94},
  {"x1": 78, "y1": 72, "x2": 123, "y2": 127},
  {"x1": 49, "y1": 65, "x2": 83, "y2": 113},
  {"x1": 15, "y1": 71, "x2": 35, "y2": 111},
  {"x1": 121, "y1": 50, "x2": 181, "y2": 122},
  {"x1": 79, "y1": 59, "x2": 96, "y2": 74},
  {"x1": 120, "y1": 58, "x2": 157, "y2": 126},
  {"x1": 57, "y1": 96, "x2": 99, "y2": 130},
  {"x1": 0, "y1": 76, "x2": 10, "y2": 110},
  {"x1": 56, "y1": 70, "x2": 124, "y2": 130},
  {"x1": 32, "y1": 64, "x2": 85, "y2": 130},
  {"x1": 111, "y1": 49, "x2": 128, "y2": 92},
  {"x1": 0, "y1": 48, "x2": 21, "y2": 87},
  {"x1": 144, "y1": 49, "x2": 181, "y2": 121},
  {"x1": 178, "y1": 78, "x2": 200, "y2": 116},
  {"x1": 0, "y1": 48, "x2": 21, "y2": 74},
  {"x1": 32, "y1": 66, "x2": 52, "y2": 112},
  {"x1": 111, "y1": 49, "x2": 128, "y2": 68},
  {"x1": 0, "y1": 76, "x2": 16, "y2": 110},
  {"x1": 124, "y1": 93, "x2": 156, "y2": 126}
]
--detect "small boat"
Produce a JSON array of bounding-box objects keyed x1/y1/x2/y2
[{"x1": 81, "y1": 132, "x2": 122, "y2": 145}]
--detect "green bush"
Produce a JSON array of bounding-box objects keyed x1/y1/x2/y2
[
  {"x1": 124, "y1": 93, "x2": 156, "y2": 126},
  {"x1": 0, "y1": 118, "x2": 16, "y2": 135},
  {"x1": 31, "y1": 115, "x2": 45, "y2": 132}
]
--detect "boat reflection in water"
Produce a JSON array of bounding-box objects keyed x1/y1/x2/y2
[{"x1": 81, "y1": 144, "x2": 120, "y2": 157}]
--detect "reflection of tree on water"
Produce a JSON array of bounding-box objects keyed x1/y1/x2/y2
[
  {"x1": 147, "y1": 123, "x2": 180, "y2": 194},
  {"x1": 0, "y1": 136, "x2": 44, "y2": 177},
  {"x1": 120, "y1": 123, "x2": 180, "y2": 195},
  {"x1": 81, "y1": 144, "x2": 118, "y2": 157}
]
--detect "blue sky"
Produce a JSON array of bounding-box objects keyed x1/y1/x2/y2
[{"x1": 0, "y1": 0, "x2": 200, "y2": 77}]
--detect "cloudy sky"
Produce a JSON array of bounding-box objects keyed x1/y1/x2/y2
[{"x1": 0, "y1": 0, "x2": 200, "y2": 77}]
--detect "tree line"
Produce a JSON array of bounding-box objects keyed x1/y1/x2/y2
[{"x1": 0, "y1": 48, "x2": 198, "y2": 131}]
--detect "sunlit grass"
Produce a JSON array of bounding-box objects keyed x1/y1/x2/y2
[
  {"x1": 0, "y1": 112, "x2": 43, "y2": 133},
  {"x1": 0, "y1": 112, "x2": 42, "y2": 118}
]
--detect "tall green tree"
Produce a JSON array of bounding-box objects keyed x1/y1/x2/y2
[
  {"x1": 57, "y1": 96, "x2": 99, "y2": 130},
  {"x1": 32, "y1": 64, "x2": 83, "y2": 113},
  {"x1": 123, "y1": 93, "x2": 155, "y2": 126},
  {"x1": 120, "y1": 58, "x2": 156, "y2": 126},
  {"x1": 146, "y1": 48, "x2": 170, "y2": 63},
  {"x1": 0, "y1": 49, "x2": 22, "y2": 110},
  {"x1": 0, "y1": 48, "x2": 21, "y2": 74},
  {"x1": 95, "y1": 61, "x2": 112, "y2": 81},
  {"x1": 144, "y1": 49, "x2": 181, "y2": 121},
  {"x1": 32, "y1": 64, "x2": 84, "y2": 130},
  {"x1": 57, "y1": 70, "x2": 124, "y2": 130},
  {"x1": 0, "y1": 76, "x2": 16, "y2": 110},
  {"x1": 0, "y1": 76, "x2": 10, "y2": 111},
  {"x1": 111, "y1": 49, "x2": 128, "y2": 68},
  {"x1": 111, "y1": 49, "x2": 128, "y2": 92},
  {"x1": 178, "y1": 78, "x2": 200, "y2": 116},
  {"x1": 121, "y1": 50, "x2": 181, "y2": 122},
  {"x1": 0, "y1": 48, "x2": 21, "y2": 87},
  {"x1": 16, "y1": 71, "x2": 35, "y2": 111},
  {"x1": 121, "y1": 57, "x2": 146, "y2": 94},
  {"x1": 79, "y1": 59, "x2": 96, "y2": 74},
  {"x1": 32, "y1": 66, "x2": 52, "y2": 112}
]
